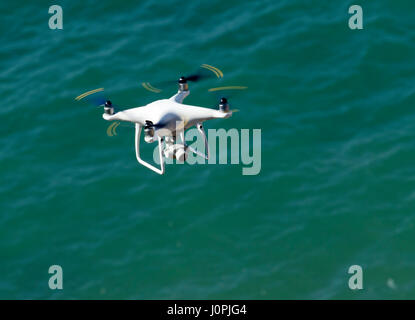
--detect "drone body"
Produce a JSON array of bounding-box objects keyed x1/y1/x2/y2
[
  {"x1": 101, "y1": 79, "x2": 233, "y2": 175},
  {"x1": 103, "y1": 90, "x2": 231, "y2": 134}
]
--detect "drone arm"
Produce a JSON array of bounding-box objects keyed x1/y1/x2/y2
[
  {"x1": 135, "y1": 124, "x2": 165, "y2": 175},
  {"x1": 169, "y1": 90, "x2": 190, "y2": 104}
]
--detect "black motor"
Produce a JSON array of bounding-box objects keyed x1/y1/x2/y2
[
  {"x1": 178, "y1": 76, "x2": 189, "y2": 92},
  {"x1": 218, "y1": 97, "x2": 229, "y2": 112},
  {"x1": 104, "y1": 100, "x2": 114, "y2": 115}
]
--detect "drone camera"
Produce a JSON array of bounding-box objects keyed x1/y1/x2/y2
[
  {"x1": 163, "y1": 143, "x2": 188, "y2": 162},
  {"x1": 219, "y1": 97, "x2": 229, "y2": 112},
  {"x1": 104, "y1": 100, "x2": 114, "y2": 115}
]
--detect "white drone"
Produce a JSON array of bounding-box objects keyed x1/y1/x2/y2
[{"x1": 77, "y1": 65, "x2": 243, "y2": 175}]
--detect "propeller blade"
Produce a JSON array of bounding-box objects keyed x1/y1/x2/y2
[
  {"x1": 183, "y1": 74, "x2": 201, "y2": 82},
  {"x1": 182, "y1": 64, "x2": 223, "y2": 83},
  {"x1": 141, "y1": 80, "x2": 177, "y2": 93},
  {"x1": 86, "y1": 94, "x2": 107, "y2": 107},
  {"x1": 106, "y1": 121, "x2": 135, "y2": 137},
  {"x1": 208, "y1": 86, "x2": 247, "y2": 92},
  {"x1": 141, "y1": 64, "x2": 224, "y2": 93},
  {"x1": 206, "y1": 85, "x2": 247, "y2": 107},
  {"x1": 75, "y1": 88, "x2": 104, "y2": 101},
  {"x1": 75, "y1": 89, "x2": 122, "y2": 111}
]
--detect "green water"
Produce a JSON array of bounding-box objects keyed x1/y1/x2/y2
[{"x1": 1, "y1": 0, "x2": 415, "y2": 299}]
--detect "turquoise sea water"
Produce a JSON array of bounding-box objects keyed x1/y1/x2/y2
[{"x1": 1, "y1": 0, "x2": 415, "y2": 299}]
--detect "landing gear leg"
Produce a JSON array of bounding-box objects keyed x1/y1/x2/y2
[
  {"x1": 135, "y1": 124, "x2": 165, "y2": 175},
  {"x1": 185, "y1": 123, "x2": 209, "y2": 160}
]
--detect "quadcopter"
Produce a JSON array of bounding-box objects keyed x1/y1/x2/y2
[{"x1": 76, "y1": 65, "x2": 244, "y2": 175}]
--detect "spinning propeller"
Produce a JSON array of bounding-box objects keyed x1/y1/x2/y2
[
  {"x1": 75, "y1": 88, "x2": 131, "y2": 136},
  {"x1": 82, "y1": 96, "x2": 117, "y2": 116},
  {"x1": 141, "y1": 64, "x2": 224, "y2": 93},
  {"x1": 207, "y1": 86, "x2": 248, "y2": 113},
  {"x1": 75, "y1": 90, "x2": 119, "y2": 111}
]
